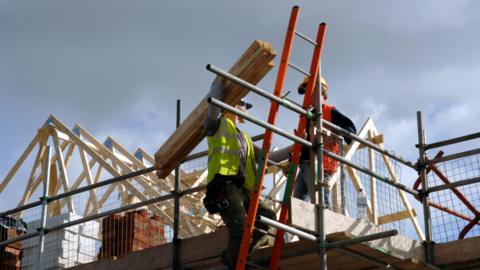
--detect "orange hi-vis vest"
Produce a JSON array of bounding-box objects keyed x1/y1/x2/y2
[{"x1": 322, "y1": 104, "x2": 340, "y2": 174}]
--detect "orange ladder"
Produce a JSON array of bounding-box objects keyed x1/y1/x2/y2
[
  {"x1": 234, "y1": 6, "x2": 328, "y2": 270},
  {"x1": 267, "y1": 22, "x2": 327, "y2": 270}
]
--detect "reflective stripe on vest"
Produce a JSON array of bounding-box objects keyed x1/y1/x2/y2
[{"x1": 207, "y1": 117, "x2": 257, "y2": 191}]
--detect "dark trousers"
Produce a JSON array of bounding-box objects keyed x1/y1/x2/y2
[
  {"x1": 219, "y1": 181, "x2": 276, "y2": 269},
  {"x1": 293, "y1": 161, "x2": 332, "y2": 208}
]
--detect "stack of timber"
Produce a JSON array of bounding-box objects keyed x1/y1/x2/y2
[{"x1": 154, "y1": 40, "x2": 276, "y2": 178}]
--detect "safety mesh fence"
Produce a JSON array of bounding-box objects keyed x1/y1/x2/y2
[
  {"x1": 0, "y1": 157, "x2": 217, "y2": 269},
  {"x1": 344, "y1": 146, "x2": 407, "y2": 235},
  {"x1": 427, "y1": 152, "x2": 480, "y2": 243}
]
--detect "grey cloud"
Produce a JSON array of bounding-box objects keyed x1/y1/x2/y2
[{"x1": 1, "y1": 1, "x2": 480, "y2": 212}]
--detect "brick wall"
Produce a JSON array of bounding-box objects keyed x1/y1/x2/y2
[
  {"x1": 99, "y1": 210, "x2": 166, "y2": 259},
  {"x1": 0, "y1": 227, "x2": 24, "y2": 270}
]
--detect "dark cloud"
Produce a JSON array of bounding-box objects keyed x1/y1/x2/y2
[{"x1": 1, "y1": 1, "x2": 480, "y2": 216}]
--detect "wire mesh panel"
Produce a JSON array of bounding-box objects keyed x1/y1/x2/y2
[
  {"x1": 0, "y1": 163, "x2": 215, "y2": 269},
  {"x1": 0, "y1": 217, "x2": 27, "y2": 270},
  {"x1": 0, "y1": 205, "x2": 42, "y2": 270},
  {"x1": 428, "y1": 153, "x2": 480, "y2": 243},
  {"x1": 22, "y1": 213, "x2": 100, "y2": 269},
  {"x1": 98, "y1": 209, "x2": 165, "y2": 260},
  {"x1": 344, "y1": 147, "x2": 406, "y2": 235}
]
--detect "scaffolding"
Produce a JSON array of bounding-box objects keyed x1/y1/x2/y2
[
  {"x1": 1, "y1": 6, "x2": 480, "y2": 270},
  {"x1": 0, "y1": 108, "x2": 479, "y2": 270}
]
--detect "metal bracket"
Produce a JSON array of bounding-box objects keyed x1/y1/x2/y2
[
  {"x1": 36, "y1": 227, "x2": 48, "y2": 234},
  {"x1": 38, "y1": 196, "x2": 51, "y2": 203},
  {"x1": 415, "y1": 159, "x2": 427, "y2": 172},
  {"x1": 316, "y1": 239, "x2": 329, "y2": 249}
]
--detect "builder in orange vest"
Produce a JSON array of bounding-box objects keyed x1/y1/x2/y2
[{"x1": 295, "y1": 76, "x2": 356, "y2": 209}]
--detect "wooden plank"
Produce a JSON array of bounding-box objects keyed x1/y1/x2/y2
[
  {"x1": 378, "y1": 209, "x2": 417, "y2": 225},
  {"x1": 58, "y1": 156, "x2": 97, "y2": 214},
  {"x1": 54, "y1": 129, "x2": 72, "y2": 143},
  {"x1": 67, "y1": 223, "x2": 433, "y2": 270},
  {"x1": 154, "y1": 40, "x2": 276, "y2": 178},
  {"x1": 332, "y1": 179, "x2": 341, "y2": 213},
  {"x1": 48, "y1": 162, "x2": 61, "y2": 216},
  {"x1": 0, "y1": 134, "x2": 39, "y2": 193},
  {"x1": 434, "y1": 236, "x2": 480, "y2": 266},
  {"x1": 105, "y1": 136, "x2": 177, "y2": 192},
  {"x1": 49, "y1": 117, "x2": 179, "y2": 227},
  {"x1": 368, "y1": 130, "x2": 378, "y2": 224},
  {"x1": 360, "y1": 122, "x2": 425, "y2": 241},
  {"x1": 51, "y1": 127, "x2": 76, "y2": 213},
  {"x1": 392, "y1": 259, "x2": 435, "y2": 270},
  {"x1": 78, "y1": 145, "x2": 100, "y2": 215},
  {"x1": 106, "y1": 137, "x2": 205, "y2": 215},
  {"x1": 14, "y1": 127, "x2": 61, "y2": 215},
  {"x1": 16, "y1": 142, "x2": 45, "y2": 215},
  {"x1": 48, "y1": 141, "x2": 75, "y2": 197},
  {"x1": 64, "y1": 122, "x2": 216, "y2": 234},
  {"x1": 275, "y1": 246, "x2": 356, "y2": 269},
  {"x1": 381, "y1": 152, "x2": 425, "y2": 241},
  {"x1": 357, "y1": 133, "x2": 383, "y2": 150},
  {"x1": 375, "y1": 138, "x2": 425, "y2": 240}
]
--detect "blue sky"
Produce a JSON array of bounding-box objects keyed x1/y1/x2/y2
[{"x1": 1, "y1": 1, "x2": 480, "y2": 240}]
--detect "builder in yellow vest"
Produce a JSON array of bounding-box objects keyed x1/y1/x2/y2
[
  {"x1": 203, "y1": 78, "x2": 276, "y2": 269},
  {"x1": 295, "y1": 76, "x2": 356, "y2": 208}
]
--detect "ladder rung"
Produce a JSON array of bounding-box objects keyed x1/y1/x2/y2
[
  {"x1": 295, "y1": 31, "x2": 317, "y2": 46},
  {"x1": 288, "y1": 62, "x2": 310, "y2": 77}
]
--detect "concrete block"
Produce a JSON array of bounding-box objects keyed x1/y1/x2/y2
[
  {"x1": 81, "y1": 220, "x2": 100, "y2": 238},
  {"x1": 77, "y1": 253, "x2": 95, "y2": 264},
  {"x1": 78, "y1": 235, "x2": 101, "y2": 256},
  {"x1": 22, "y1": 245, "x2": 78, "y2": 263},
  {"x1": 21, "y1": 256, "x2": 73, "y2": 270},
  {"x1": 22, "y1": 230, "x2": 78, "y2": 248}
]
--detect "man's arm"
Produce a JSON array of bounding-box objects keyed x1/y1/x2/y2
[
  {"x1": 331, "y1": 107, "x2": 357, "y2": 144},
  {"x1": 252, "y1": 144, "x2": 292, "y2": 163},
  {"x1": 204, "y1": 78, "x2": 224, "y2": 136}
]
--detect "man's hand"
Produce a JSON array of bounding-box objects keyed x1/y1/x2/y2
[
  {"x1": 280, "y1": 163, "x2": 291, "y2": 177},
  {"x1": 294, "y1": 128, "x2": 307, "y2": 139},
  {"x1": 155, "y1": 169, "x2": 164, "y2": 179}
]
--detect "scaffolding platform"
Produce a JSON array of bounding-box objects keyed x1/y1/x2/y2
[
  {"x1": 67, "y1": 227, "x2": 480, "y2": 270},
  {"x1": 68, "y1": 208, "x2": 480, "y2": 270}
]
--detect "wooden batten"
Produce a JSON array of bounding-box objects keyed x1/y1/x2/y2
[
  {"x1": 48, "y1": 162, "x2": 61, "y2": 216},
  {"x1": 154, "y1": 40, "x2": 276, "y2": 178},
  {"x1": 378, "y1": 209, "x2": 417, "y2": 225},
  {"x1": 357, "y1": 133, "x2": 384, "y2": 150}
]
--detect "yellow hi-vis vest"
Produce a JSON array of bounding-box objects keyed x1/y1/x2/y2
[{"x1": 207, "y1": 117, "x2": 257, "y2": 192}]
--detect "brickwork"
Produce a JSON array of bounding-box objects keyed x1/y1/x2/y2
[
  {"x1": 99, "y1": 209, "x2": 166, "y2": 259},
  {"x1": 0, "y1": 227, "x2": 24, "y2": 270}
]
